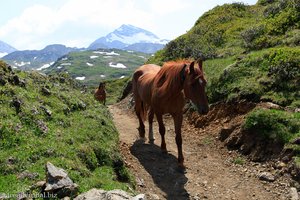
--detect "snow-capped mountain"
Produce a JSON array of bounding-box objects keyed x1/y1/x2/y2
[
  {"x1": 2, "y1": 44, "x2": 81, "y2": 70},
  {"x1": 88, "y1": 24, "x2": 169, "y2": 53},
  {"x1": 0, "y1": 40, "x2": 17, "y2": 58}
]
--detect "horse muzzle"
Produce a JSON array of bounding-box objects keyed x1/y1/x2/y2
[{"x1": 197, "y1": 105, "x2": 209, "y2": 115}]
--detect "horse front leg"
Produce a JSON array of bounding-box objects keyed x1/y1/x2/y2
[
  {"x1": 156, "y1": 113, "x2": 167, "y2": 153},
  {"x1": 148, "y1": 108, "x2": 155, "y2": 144},
  {"x1": 173, "y1": 113, "x2": 184, "y2": 168}
]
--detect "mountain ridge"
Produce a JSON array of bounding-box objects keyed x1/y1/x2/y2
[
  {"x1": 0, "y1": 40, "x2": 17, "y2": 58},
  {"x1": 88, "y1": 24, "x2": 168, "y2": 53},
  {"x1": 2, "y1": 44, "x2": 81, "y2": 70}
]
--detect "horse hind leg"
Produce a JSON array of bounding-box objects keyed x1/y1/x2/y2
[
  {"x1": 156, "y1": 113, "x2": 167, "y2": 153},
  {"x1": 148, "y1": 108, "x2": 155, "y2": 144},
  {"x1": 135, "y1": 99, "x2": 146, "y2": 140}
]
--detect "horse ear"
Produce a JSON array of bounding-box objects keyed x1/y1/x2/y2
[
  {"x1": 189, "y1": 61, "x2": 195, "y2": 74},
  {"x1": 197, "y1": 59, "x2": 203, "y2": 71}
]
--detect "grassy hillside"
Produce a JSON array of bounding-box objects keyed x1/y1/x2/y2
[
  {"x1": 149, "y1": 0, "x2": 299, "y2": 63},
  {"x1": 0, "y1": 61, "x2": 133, "y2": 194},
  {"x1": 148, "y1": 0, "x2": 299, "y2": 108},
  {"x1": 45, "y1": 48, "x2": 149, "y2": 86},
  {"x1": 148, "y1": 0, "x2": 300, "y2": 163}
]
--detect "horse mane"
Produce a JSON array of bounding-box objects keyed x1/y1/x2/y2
[
  {"x1": 163, "y1": 59, "x2": 193, "y2": 67},
  {"x1": 154, "y1": 59, "x2": 192, "y2": 94}
]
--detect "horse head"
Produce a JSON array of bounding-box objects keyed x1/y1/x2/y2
[
  {"x1": 98, "y1": 82, "x2": 106, "y2": 90},
  {"x1": 182, "y1": 59, "x2": 209, "y2": 115}
]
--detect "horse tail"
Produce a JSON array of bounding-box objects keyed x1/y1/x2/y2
[{"x1": 132, "y1": 70, "x2": 147, "y2": 122}]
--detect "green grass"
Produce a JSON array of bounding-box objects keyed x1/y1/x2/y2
[
  {"x1": 233, "y1": 156, "x2": 245, "y2": 165},
  {"x1": 204, "y1": 47, "x2": 299, "y2": 107},
  {"x1": 0, "y1": 61, "x2": 134, "y2": 195},
  {"x1": 243, "y1": 108, "x2": 300, "y2": 144},
  {"x1": 45, "y1": 48, "x2": 149, "y2": 86},
  {"x1": 150, "y1": 1, "x2": 299, "y2": 62},
  {"x1": 105, "y1": 77, "x2": 131, "y2": 105},
  {"x1": 243, "y1": 108, "x2": 300, "y2": 162}
]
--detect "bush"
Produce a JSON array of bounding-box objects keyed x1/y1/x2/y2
[
  {"x1": 243, "y1": 109, "x2": 300, "y2": 144},
  {"x1": 266, "y1": 2, "x2": 300, "y2": 35},
  {"x1": 241, "y1": 25, "x2": 266, "y2": 50},
  {"x1": 258, "y1": 0, "x2": 276, "y2": 6},
  {"x1": 267, "y1": 48, "x2": 300, "y2": 91}
]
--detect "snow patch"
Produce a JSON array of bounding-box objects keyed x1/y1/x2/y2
[
  {"x1": 57, "y1": 66, "x2": 62, "y2": 69},
  {"x1": 14, "y1": 61, "x2": 31, "y2": 67},
  {"x1": 36, "y1": 62, "x2": 54, "y2": 71},
  {"x1": 62, "y1": 57, "x2": 68, "y2": 61},
  {"x1": 0, "y1": 52, "x2": 8, "y2": 58},
  {"x1": 93, "y1": 51, "x2": 120, "y2": 56},
  {"x1": 75, "y1": 76, "x2": 85, "y2": 80},
  {"x1": 107, "y1": 32, "x2": 163, "y2": 45},
  {"x1": 119, "y1": 76, "x2": 125, "y2": 79},
  {"x1": 60, "y1": 63, "x2": 71, "y2": 66},
  {"x1": 109, "y1": 62, "x2": 127, "y2": 69},
  {"x1": 86, "y1": 62, "x2": 94, "y2": 66},
  {"x1": 100, "y1": 75, "x2": 106, "y2": 78},
  {"x1": 90, "y1": 55, "x2": 99, "y2": 59}
]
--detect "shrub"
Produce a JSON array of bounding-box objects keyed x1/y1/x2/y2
[
  {"x1": 241, "y1": 25, "x2": 266, "y2": 50},
  {"x1": 258, "y1": 0, "x2": 276, "y2": 6},
  {"x1": 243, "y1": 109, "x2": 300, "y2": 144},
  {"x1": 267, "y1": 48, "x2": 300, "y2": 92}
]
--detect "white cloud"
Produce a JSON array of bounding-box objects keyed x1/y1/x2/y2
[{"x1": 0, "y1": 0, "x2": 258, "y2": 50}]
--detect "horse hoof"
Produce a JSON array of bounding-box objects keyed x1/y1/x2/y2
[
  {"x1": 149, "y1": 139, "x2": 155, "y2": 144},
  {"x1": 138, "y1": 137, "x2": 146, "y2": 143},
  {"x1": 177, "y1": 164, "x2": 186, "y2": 173},
  {"x1": 161, "y1": 149, "x2": 168, "y2": 154}
]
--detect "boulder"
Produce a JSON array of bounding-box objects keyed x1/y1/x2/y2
[
  {"x1": 258, "y1": 172, "x2": 275, "y2": 182},
  {"x1": 74, "y1": 188, "x2": 146, "y2": 200},
  {"x1": 44, "y1": 162, "x2": 78, "y2": 198}
]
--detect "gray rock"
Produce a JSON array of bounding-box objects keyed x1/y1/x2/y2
[
  {"x1": 17, "y1": 170, "x2": 39, "y2": 180},
  {"x1": 41, "y1": 87, "x2": 51, "y2": 95},
  {"x1": 40, "y1": 106, "x2": 52, "y2": 117},
  {"x1": 290, "y1": 187, "x2": 299, "y2": 200},
  {"x1": 74, "y1": 188, "x2": 146, "y2": 200},
  {"x1": 0, "y1": 75, "x2": 7, "y2": 85},
  {"x1": 258, "y1": 172, "x2": 275, "y2": 182},
  {"x1": 36, "y1": 120, "x2": 48, "y2": 134},
  {"x1": 45, "y1": 162, "x2": 78, "y2": 198}
]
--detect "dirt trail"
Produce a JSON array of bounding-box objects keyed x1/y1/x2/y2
[{"x1": 109, "y1": 103, "x2": 291, "y2": 200}]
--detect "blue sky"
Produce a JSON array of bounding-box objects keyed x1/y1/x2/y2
[{"x1": 0, "y1": 0, "x2": 257, "y2": 50}]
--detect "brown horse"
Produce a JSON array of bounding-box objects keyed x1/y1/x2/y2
[
  {"x1": 132, "y1": 59, "x2": 209, "y2": 168},
  {"x1": 94, "y1": 82, "x2": 106, "y2": 105}
]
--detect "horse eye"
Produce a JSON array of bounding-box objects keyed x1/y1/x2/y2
[{"x1": 199, "y1": 79, "x2": 203, "y2": 85}]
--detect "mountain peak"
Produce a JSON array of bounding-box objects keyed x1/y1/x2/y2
[
  {"x1": 88, "y1": 24, "x2": 169, "y2": 53},
  {"x1": 113, "y1": 24, "x2": 158, "y2": 39}
]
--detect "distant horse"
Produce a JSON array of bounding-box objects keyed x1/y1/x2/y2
[
  {"x1": 94, "y1": 82, "x2": 106, "y2": 105},
  {"x1": 132, "y1": 60, "x2": 209, "y2": 168}
]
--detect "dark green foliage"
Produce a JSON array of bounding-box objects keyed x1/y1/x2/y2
[
  {"x1": 241, "y1": 25, "x2": 266, "y2": 50},
  {"x1": 243, "y1": 109, "x2": 300, "y2": 144},
  {"x1": 267, "y1": 48, "x2": 300, "y2": 90}
]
